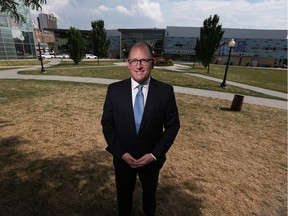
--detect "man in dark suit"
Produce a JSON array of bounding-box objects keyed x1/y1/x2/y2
[{"x1": 101, "y1": 41, "x2": 180, "y2": 216}]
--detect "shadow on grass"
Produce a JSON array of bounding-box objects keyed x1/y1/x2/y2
[
  {"x1": 0, "y1": 136, "x2": 117, "y2": 216},
  {"x1": 0, "y1": 119, "x2": 14, "y2": 128},
  {"x1": 218, "y1": 107, "x2": 231, "y2": 111},
  {"x1": 157, "y1": 182, "x2": 203, "y2": 216},
  {"x1": 218, "y1": 107, "x2": 244, "y2": 112},
  {"x1": 0, "y1": 136, "x2": 203, "y2": 216}
]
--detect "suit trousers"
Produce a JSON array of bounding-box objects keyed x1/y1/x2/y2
[{"x1": 114, "y1": 159, "x2": 160, "y2": 216}]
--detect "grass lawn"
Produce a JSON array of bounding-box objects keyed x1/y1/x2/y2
[
  {"x1": 0, "y1": 79, "x2": 286, "y2": 216},
  {"x1": 180, "y1": 64, "x2": 287, "y2": 93},
  {"x1": 0, "y1": 60, "x2": 49, "y2": 66}
]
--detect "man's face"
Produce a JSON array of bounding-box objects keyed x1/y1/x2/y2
[{"x1": 127, "y1": 45, "x2": 153, "y2": 84}]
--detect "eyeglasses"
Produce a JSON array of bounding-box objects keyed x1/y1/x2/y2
[{"x1": 128, "y1": 58, "x2": 153, "y2": 67}]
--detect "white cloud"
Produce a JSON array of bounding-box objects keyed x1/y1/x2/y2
[
  {"x1": 34, "y1": 0, "x2": 69, "y2": 17},
  {"x1": 29, "y1": 0, "x2": 287, "y2": 30},
  {"x1": 161, "y1": 0, "x2": 287, "y2": 29},
  {"x1": 133, "y1": 0, "x2": 164, "y2": 23},
  {"x1": 115, "y1": 5, "x2": 131, "y2": 16},
  {"x1": 98, "y1": 5, "x2": 110, "y2": 12}
]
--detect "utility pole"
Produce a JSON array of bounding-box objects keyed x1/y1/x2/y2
[{"x1": 37, "y1": 17, "x2": 45, "y2": 72}]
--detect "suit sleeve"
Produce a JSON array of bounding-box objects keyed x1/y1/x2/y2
[
  {"x1": 101, "y1": 85, "x2": 125, "y2": 159},
  {"x1": 152, "y1": 86, "x2": 180, "y2": 159}
]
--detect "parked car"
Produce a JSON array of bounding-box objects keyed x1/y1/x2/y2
[
  {"x1": 41, "y1": 53, "x2": 54, "y2": 59},
  {"x1": 61, "y1": 54, "x2": 70, "y2": 59},
  {"x1": 54, "y1": 53, "x2": 70, "y2": 59},
  {"x1": 85, "y1": 54, "x2": 97, "y2": 59},
  {"x1": 54, "y1": 54, "x2": 63, "y2": 58}
]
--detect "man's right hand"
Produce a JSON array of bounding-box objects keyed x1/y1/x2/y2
[{"x1": 122, "y1": 153, "x2": 137, "y2": 167}]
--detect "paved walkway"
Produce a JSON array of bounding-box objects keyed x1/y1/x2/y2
[{"x1": 0, "y1": 60, "x2": 287, "y2": 109}]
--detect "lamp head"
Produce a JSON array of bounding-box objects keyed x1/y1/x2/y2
[{"x1": 228, "y1": 39, "x2": 236, "y2": 48}]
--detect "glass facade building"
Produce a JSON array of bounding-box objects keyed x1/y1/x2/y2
[
  {"x1": 0, "y1": 2, "x2": 36, "y2": 59},
  {"x1": 118, "y1": 29, "x2": 165, "y2": 59},
  {"x1": 163, "y1": 27, "x2": 287, "y2": 65},
  {"x1": 107, "y1": 29, "x2": 120, "y2": 59}
]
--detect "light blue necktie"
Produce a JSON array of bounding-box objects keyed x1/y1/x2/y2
[{"x1": 134, "y1": 85, "x2": 144, "y2": 133}]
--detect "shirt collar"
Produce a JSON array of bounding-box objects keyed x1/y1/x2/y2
[{"x1": 131, "y1": 77, "x2": 150, "y2": 90}]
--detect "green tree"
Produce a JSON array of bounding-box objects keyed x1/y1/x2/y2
[
  {"x1": 67, "y1": 27, "x2": 85, "y2": 65},
  {"x1": 0, "y1": 0, "x2": 47, "y2": 23},
  {"x1": 195, "y1": 14, "x2": 224, "y2": 73},
  {"x1": 91, "y1": 20, "x2": 110, "y2": 58},
  {"x1": 47, "y1": 42, "x2": 54, "y2": 52}
]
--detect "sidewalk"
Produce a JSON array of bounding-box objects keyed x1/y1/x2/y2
[
  {"x1": 164, "y1": 64, "x2": 287, "y2": 100},
  {"x1": 0, "y1": 60, "x2": 287, "y2": 109}
]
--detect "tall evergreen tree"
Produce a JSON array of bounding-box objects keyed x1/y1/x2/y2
[
  {"x1": 91, "y1": 20, "x2": 110, "y2": 58},
  {"x1": 67, "y1": 27, "x2": 85, "y2": 65},
  {"x1": 0, "y1": 0, "x2": 47, "y2": 23},
  {"x1": 195, "y1": 14, "x2": 224, "y2": 73}
]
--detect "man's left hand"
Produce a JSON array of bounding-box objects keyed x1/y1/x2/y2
[{"x1": 130, "y1": 154, "x2": 155, "y2": 168}]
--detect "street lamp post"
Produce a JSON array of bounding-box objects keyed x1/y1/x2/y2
[
  {"x1": 220, "y1": 38, "x2": 235, "y2": 87},
  {"x1": 123, "y1": 48, "x2": 125, "y2": 62},
  {"x1": 37, "y1": 40, "x2": 45, "y2": 72}
]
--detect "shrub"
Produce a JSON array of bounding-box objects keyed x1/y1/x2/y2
[{"x1": 154, "y1": 56, "x2": 174, "y2": 66}]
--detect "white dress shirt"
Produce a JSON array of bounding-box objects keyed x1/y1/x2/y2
[{"x1": 131, "y1": 77, "x2": 150, "y2": 107}]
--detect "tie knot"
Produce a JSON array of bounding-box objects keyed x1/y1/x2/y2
[{"x1": 137, "y1": 85, "x2": 143, "y2": 92}]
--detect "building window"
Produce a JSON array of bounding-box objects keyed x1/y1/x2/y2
[{"x1": 0, "y1": 14, "x2": 9, "y2": 27}]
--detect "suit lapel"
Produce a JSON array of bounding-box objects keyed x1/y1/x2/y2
[
  {"x1": 138, "y1": 78, "x2": 158, "y2": 133},
  {"x1": 122, "y1": 79, "x2": 137, "y2": 133}
]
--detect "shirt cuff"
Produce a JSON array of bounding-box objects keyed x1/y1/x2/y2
[{"x1": 150, "y1": 153, "x2": 157, "y2": 161}]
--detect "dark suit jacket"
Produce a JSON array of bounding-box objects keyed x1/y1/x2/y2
[{"x1": 101, "y1": 77, "x2": 180, "y2": 166}]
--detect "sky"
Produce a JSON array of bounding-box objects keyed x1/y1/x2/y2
[{"x1": 30, "y1": 0, "x2": 287, "y2": 30}]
